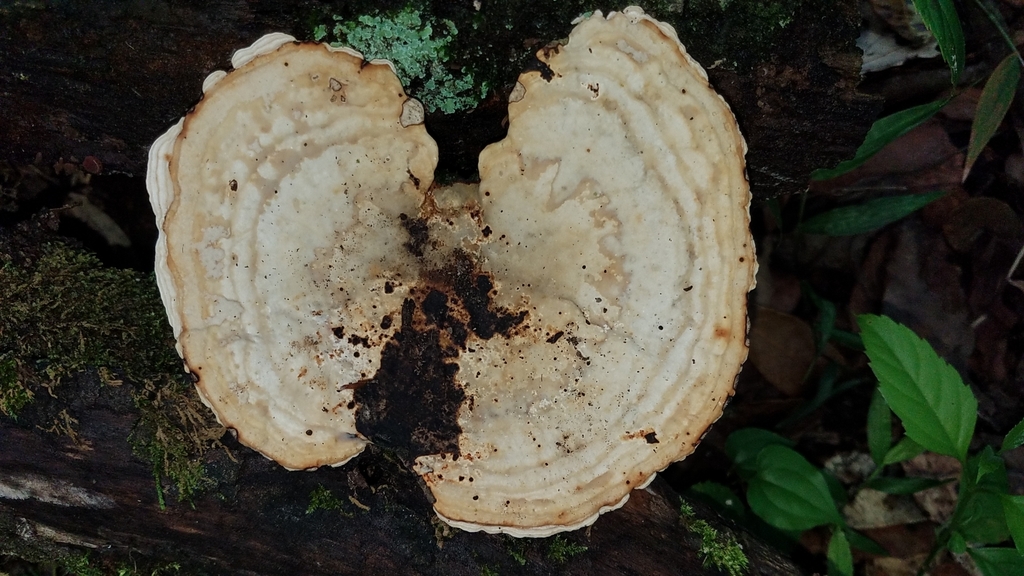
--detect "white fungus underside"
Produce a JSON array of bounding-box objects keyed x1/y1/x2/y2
[{"x1": 148, "y1": 6, "x2": 755, "y2": 537}]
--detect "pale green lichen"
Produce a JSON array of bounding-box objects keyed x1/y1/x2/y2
[{"x1": 315, "y1": 7, "x2": 487, "y2": 114}]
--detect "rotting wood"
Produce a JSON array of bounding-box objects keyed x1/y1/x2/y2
[{"x1": 0, "y1": 0, "x2": 880, "y2": 200}]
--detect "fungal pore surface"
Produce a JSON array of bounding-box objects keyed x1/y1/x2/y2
[{"x1": 147, "y1": 7, "x2": 756, "y2": 536}]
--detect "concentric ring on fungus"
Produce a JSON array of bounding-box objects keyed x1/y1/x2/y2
[{"x1": 147, "y1": 7, "x2": 756, "y2": 537}]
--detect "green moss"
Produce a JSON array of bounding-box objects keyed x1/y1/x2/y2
[
  {"x1": 64, "y1": 553, "x2": 105, "y2": 576},
  {"x1": 0, "y1": 237, "x2": 220, "y2": 507},
  {"x1": 503, "y1": 536, "x2": 528, "y2": 566},
  {"x1": 545, "y1": 535, "x2": 587, "y2": 563},
  {"x1": 317, "y1": 6, "x2": 486, "y2": 114},
  {"x1": 680, "y1": 500, "x2": 695, "y2": 518},
  {"x1": 128, "y1": 376, "x2": 222, "y2": 511},
  {"x1": 0, "y1": 356, "x2": 32, "y2": 418},
  {"x1": 680, "y1": 500, "x2": 749, "y2": 576},
  {"x1": 0, "y1": 241, "x2": 179, "y2": 414},
  {"x1": 306, "y1": 485, "x2": 347, "y2": 514},
  {"x1": 129, "y1": 377, "x2": 220, "y2": 509}
]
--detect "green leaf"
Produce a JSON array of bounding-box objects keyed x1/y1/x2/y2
[
  {"x1": 800, "y1": 191, "x2": 946, "y2": 236},
  {"x1": 725, "y1": 428, "x2": 794, "y2": 480},
  {"x1": 830, "y1": 329, "x2": 863, "y2": 350},
  {"x1": 858, "y1": 315, "x2": 977, "y2": 462},
  {"x1": 812, "y1": 100, "x2": 948, "y2": 180},
  {"x1": 827, "y1": 528, "x2": 853, "y2": 576},
  {"x1": 1003, "y1": 495, "x2": 1024, "y2": 555},
  {"x1": 844, "y1": 527, "x2": 889, "y2": 556},
  {"x1": 864, "y1": 476, "x2": 948, "y2": 495},
  {"x1": 690, "y1": 481, "x2": 746, "y2": 520},
  {"x1": 968, "y1": 547, "x2": 1024, "y2": 576},
  {"x1": 1000, "y1": 416, "x2": 1024, "y2": 454},
  {"x1": 911, "y1": 0, "x2": 965, "y2": 82},
  {"x1": 964, "y1": 54, "x2": 1021, "y2": 181},
  {"x1": 822, "y1": 469, "x2": 848, "y2": 508},
  {"x1": 954, "y1": 447, "x2": 1010, "y2": 545},
  {"x1": 948, "y1": 530, "x2": 967, "y2": 554},
  {"x1": 747, "y1": 445, "x2": 843, "y2": 531},
  {"x1": 867, "y1": 388, "x2": 892, "y2": 466},
  {"x1": 883, "y1": 436, "x2": 926, "y2": 466}
]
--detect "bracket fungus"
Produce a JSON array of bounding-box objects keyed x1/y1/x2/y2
[{"x1": 147, "y1": 7, "x2": 756, "y2": 536}]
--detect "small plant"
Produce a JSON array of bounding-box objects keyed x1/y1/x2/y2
[
  {"x1": 717, "y1": 315, "x2": 1024, "y2": 576},
  {"x1": 813, "y1": 0, "x2": 1019, "y2": 182},
  {"x1": 802, "y1": 0, "x2": 1019, "y2": 235}
]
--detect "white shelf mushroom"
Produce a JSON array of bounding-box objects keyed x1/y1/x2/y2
[{"x1": 147, "y1": 6, "x2": 756, "y2": 537}]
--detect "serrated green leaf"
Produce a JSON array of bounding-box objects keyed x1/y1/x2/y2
[
  {"x1": 1000, "y1": 416, "x2": 1024, "y2": 454},
  {"x1": 800, "y1": 191, "x2": 946, "y2": 236},
  {"x1": 883, "y1": 436, "x2": 925, "y2": 466},
  {"x1": 857, "y1": 315, "x2": 977, "y2": 462},
  {"x1": 954, "y1": 447, "x2": 1010, "y2": 545},
  {"x1": 1003, "y1": 495, "x2": 1024, "y2": 555},
  {"x1": 867, "y1": 388, "x2": 892, "y2": 466},
  {"x1": 747, "y1": 445, "x2": 843, "y2": 531},
  {"x1": 827, "y1": 528, "x2": 853, "y2": 576},
  {"x1": 968, "y1": 547, "x2": 1024, "y2": 576},
  {"x1": 911, "y1": 0, "x2": 965, "y2": 82},
  {"x1": 964, "y1": 54, "x2": 1021, "y2": 181},
  {"x1": 812, "y1": 100, "x2": 948, "y2": 180},
  {"x1": 725, "y1": 428, "x2": 794, "y2": 480},
  {"x1": 690, "y1": 481, "x2": 746, "y2": 520},
  {"x1": 864, "y1": 476, "x2": 948, "y2": 495}
]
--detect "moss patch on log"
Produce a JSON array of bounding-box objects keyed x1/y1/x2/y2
[
  {"x1": 0, "y1": 221, "x2": 222, "y2": 507},
  {"x1": 0, "y1": 237, "x2": 179, "y2": 418}
]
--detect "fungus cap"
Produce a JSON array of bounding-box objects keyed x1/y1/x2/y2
[
  {"x1": 147, "y1": 6, "x2": 755, "y2": 536},
  {"x1": 147, "y1": 34, "x2": 438, "y2": 469}
]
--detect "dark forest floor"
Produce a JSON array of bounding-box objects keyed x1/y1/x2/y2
[{"x1": 4, "y1": 3, "x2": 1024, "y2": 575}]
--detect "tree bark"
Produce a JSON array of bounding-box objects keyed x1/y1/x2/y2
[{"x1": 0, "y1": 337, "x2": 802, "y2": 576}]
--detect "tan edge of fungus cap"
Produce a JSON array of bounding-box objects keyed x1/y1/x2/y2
[{"x1": 146, "y1": 6, "x2": 756, "y2": 537}]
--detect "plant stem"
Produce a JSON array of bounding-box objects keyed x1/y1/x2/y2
[{"x1": 915, "y1": 524, "x2": 951, "y2": 576}]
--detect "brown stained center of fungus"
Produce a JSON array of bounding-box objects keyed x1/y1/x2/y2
[{"x1": 353, "y1": 220, "x2": 527, "y2": 461}]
